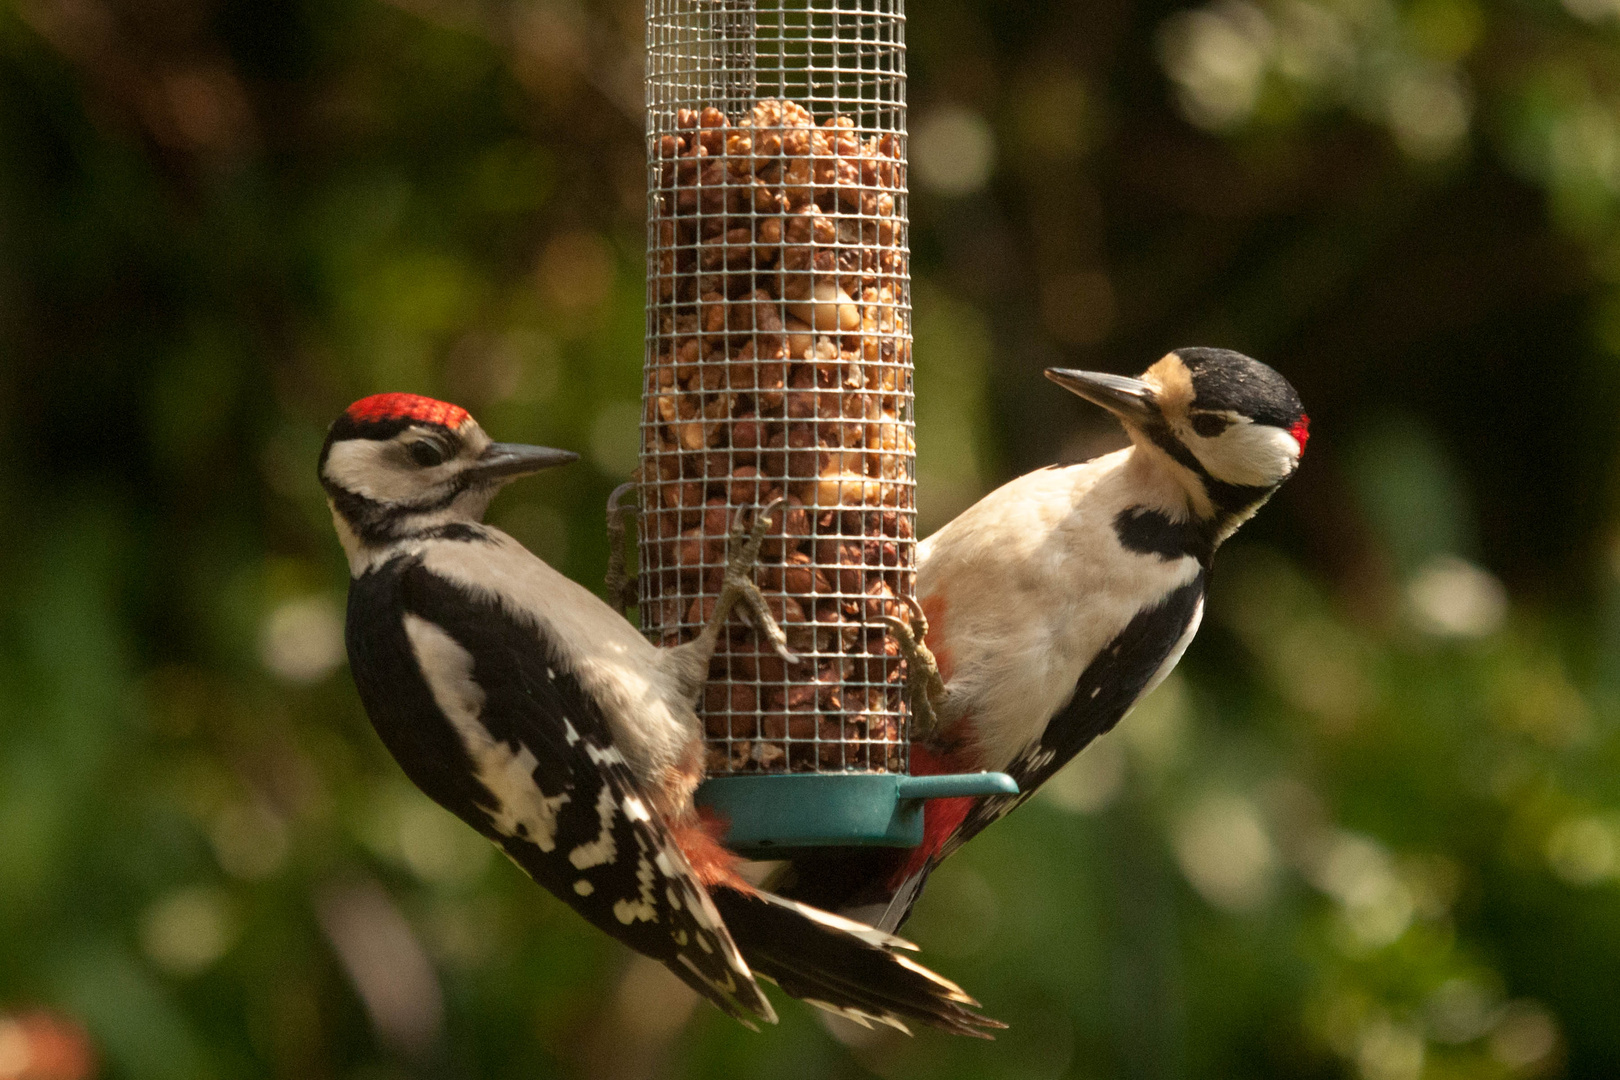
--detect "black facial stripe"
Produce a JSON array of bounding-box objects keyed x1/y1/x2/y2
[
  {"x1": 1140, "y1": 419, "x2": 1283, "y2": 525},
  {"x1": 327, "y1": 485, "x2": 390, "y2": 546},
  {"x1": 324, "y1": 484, "x2": 432, "y2": 548},
  {"x1": 1114, "y1": 507, "x2": 1215, "y2": 566},
  {"x1": 1204, "y1": 476, "x2": 1278, "y2": 518},
  {"x1": 324, "y1": 478, "x2": 485, "y2": 551},
  {"x1": 394, "y1": 465, "x2": 506, "y2": 520},
  {"x1": 1143, "y1": 420, "x2": 1207, "y2": 476},
  {"x1": 419, "y1": 523, "x2": 497, "y2": 544},
  {"x1": 412, "y1": 476, "x2": 475, "y2": 515}
]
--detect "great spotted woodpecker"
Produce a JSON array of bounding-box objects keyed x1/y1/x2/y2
[
  {"x1": 773, "y1": 348, "x2": 1309, "y2": 930},
  {"x1": 320, "y1": 393, "x2": 999, "y2": 1036}
]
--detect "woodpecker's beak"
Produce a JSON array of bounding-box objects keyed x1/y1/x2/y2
[
  {"x1": 1045, "y1": 368, "x2": 1158, "y2": 425},
  {"x1": 467, "y1": 442, "x2": 579, "y2": 483}
]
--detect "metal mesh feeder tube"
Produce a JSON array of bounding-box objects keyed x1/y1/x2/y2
[{"x1": 641, "y1": 0, "x2": 915, "y2": 780}]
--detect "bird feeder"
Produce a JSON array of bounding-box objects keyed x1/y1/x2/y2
[{"x1": 640, "y1": 0, "x2": 1014, "y2": 853}]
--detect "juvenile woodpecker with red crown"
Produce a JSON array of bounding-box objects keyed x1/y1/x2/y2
[
  {"x1": 773, "y1": 348, "x2": 1309, "y2": 930},
  {"x1": 320, "y1": 393, "x2": 1000, "y2": 1036}
]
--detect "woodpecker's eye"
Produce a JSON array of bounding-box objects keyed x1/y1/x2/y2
[
  {"x1": 1190, "y1": 412, "x2": 1233, "y2": 438},
  {"x1": 408, "y1": 440, "x2": 447, "y2": 467}
]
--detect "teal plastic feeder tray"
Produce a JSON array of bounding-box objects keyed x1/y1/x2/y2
[{"x1": 696, "y1": 771, "x2": 1019, "y2": 856}]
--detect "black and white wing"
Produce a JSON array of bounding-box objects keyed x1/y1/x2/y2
[{"x1": 345, "y1": 553, "x2": 776, "y2": 1026}]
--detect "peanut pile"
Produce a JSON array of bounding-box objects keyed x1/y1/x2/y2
[{"x1": 640, "y1": 99, "x2": 915, "y2": 774}]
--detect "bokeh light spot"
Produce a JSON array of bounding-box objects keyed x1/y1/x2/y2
[
  {"x1": 1544, "y1": 815, "x2": 1617, "y2": 885},
  {"x1": 140, "y1": 886, "x2": 237, "y2": 977},
  {"x1": 1406, "y1": 555, "x2": 1506, "y2": 638},
  {"x1": 260, "y1": 596, "x2": 346, "y2": 684},
  {"x1": 911, "y1": 106, "x2": 996, "y2": 195},
  {"x1": 1173, "y1": 792, "x2": 1278, "y2": 912}
]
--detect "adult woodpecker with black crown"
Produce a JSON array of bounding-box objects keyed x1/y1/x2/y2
[
  {"x1": 772, "y1": 347, "x2": 1309, "y2": 930},
  {"x1": 319, "y1": 392, "x2": 1000, "y2": 1036}
]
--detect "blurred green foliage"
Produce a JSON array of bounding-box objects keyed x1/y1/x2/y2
[{"x1": 4, "y1": 0, "x2": 1620, "y2": 1077}]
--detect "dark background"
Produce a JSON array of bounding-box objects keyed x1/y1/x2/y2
[{"x1": 4, "y1": 0, "x2": 1620, "y2": 1076}]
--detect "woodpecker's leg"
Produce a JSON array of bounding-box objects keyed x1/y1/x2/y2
[
  {"x1": 879, "y1": 597, "x2": 948, "y2": 740},
  {"x1": 604, "y1": 482, "x2": 639, "y2": 617},
  {"x1": 665, "y1": 501, "x2": 800, "y2": 703},
  {"x1": 716, "y1": 500, "x2": 800, "y2": 666}
]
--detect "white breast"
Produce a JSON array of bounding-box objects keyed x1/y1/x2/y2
[{"x1": 918, "y1": 448, "x2": 1203, "y2": 772}]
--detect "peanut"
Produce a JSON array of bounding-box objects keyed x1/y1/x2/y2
[{"x1": 647, "y1": 98, "x2": 914, "y2": 774}]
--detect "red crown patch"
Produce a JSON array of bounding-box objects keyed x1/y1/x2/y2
[{"x1": 345, "y1": 393, "x2": 471, "y2": 430}]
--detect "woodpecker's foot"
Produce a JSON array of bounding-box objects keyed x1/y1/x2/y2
[
  {"x1": 719, "y1": 500, "x2": 802, "y2": 667},
  {"x1": 879, "y1": 596, "x2": 947, "y2": 739},
  {"x1": 604, "y1": 482, "x2": 639, "y2": 617}
]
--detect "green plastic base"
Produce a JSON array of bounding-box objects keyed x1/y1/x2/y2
[{"x1": 695, "y1": 771, "x2": 1020, "y2": 854}]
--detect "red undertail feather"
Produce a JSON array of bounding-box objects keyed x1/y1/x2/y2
[
  {"x1": 679, "y1": 809, "x2": 749, "y2": 891},
  {"x1": 346, "y1": 393, "x2": 470, "y2": 430},
  {"x1": 890, "y1": 741, "x2": 974, "y2": 889}
]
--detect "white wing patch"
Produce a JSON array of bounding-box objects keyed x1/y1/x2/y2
[{"x1": 404, "y1": 613, "x2": 570, "y2": 851}]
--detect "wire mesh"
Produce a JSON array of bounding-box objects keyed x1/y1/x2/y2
[{"x1": 642, "y1": 0, "x2": 913, "y2": 776}]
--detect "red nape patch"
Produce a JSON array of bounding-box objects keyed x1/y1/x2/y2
[
  {"x1": 345, "y1": 393, "x2": 470, "y2": 430},
  {"x1": 1290, "y1": 415, "x2": 1311, "y2": 454}
]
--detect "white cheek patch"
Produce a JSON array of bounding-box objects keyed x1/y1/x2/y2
[
  {"x1": 324, "y1": 439, "x2": 417, "y2": 503},
  {"x1": 1189, "y1": 422, "x2": 1300, "y2": 487},
  {"x1": 404, "y1": 613, "x2": 572, "y2": 849},
  {"x1": 324, "y1": 436, "x2": 459, "y2": 505}
]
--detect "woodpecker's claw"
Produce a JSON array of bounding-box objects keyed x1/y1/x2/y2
[
  {"x1": 723, "y1": 499, "x2": 803, "y2": 667},
  {"x1": 669, "y1": 500, "x2": 803, "y2": 705},
  {"x1": 879, "y1": 595, "x2": 947, "y2": 740},
  {"x1": 604, "y1": 482, "x2": 639, "y2": 617}
]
